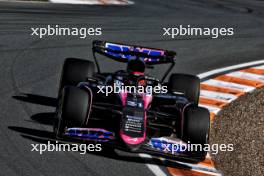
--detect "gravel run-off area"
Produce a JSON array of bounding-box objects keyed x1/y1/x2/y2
[{"x1": 210, "y1": 87, "x2": 264, "y2": 176}]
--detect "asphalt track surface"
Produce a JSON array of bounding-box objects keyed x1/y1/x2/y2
[{"x1": 0, "y1": 0, "x2": 264, "y2": 176}]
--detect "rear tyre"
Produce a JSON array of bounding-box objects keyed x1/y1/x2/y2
[
  {"x1": 54, "y1": 86, "x2": 90, "y2": 137},
  {"x1": 58, "y1": 58, "x2": 95, "y2": 96},
  {"x1": 182, "y1": 106, "x2": 210, "y2": 160},
  {"x1": 168, "y1": 73, "x2": 200, "y2": 106}
]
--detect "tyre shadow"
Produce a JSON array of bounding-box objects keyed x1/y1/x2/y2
[
  {"x1": 31, "y1": 112, "x2": 55, "y2": 126},
  {"x1": 13, "y1": 93, "x2": 57, "y2": 125},
  {"x1": 13, "y1": 93, "x2": 57, "y2": 107}
]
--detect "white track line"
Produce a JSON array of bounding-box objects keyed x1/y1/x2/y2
[
  {"x1": 144, "y1": 60, "x2": 264, "y2": 176},
  {"x1": 139, "y1": 153, "x2": 167, "y2": 176},
  {"x1": 49, "y1": 0, "x2": 134, "y2": 5},
  {"x1": 197, "y1": 60, "x2": 264, "y2": 79}
]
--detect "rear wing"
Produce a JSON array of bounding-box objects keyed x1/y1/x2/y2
[
  {"x1": 92, "y1": 40, "x2": 176, "y2": 65},
  {"x1": 92, "y1": 40, "x2": 176, "y2": 82}
]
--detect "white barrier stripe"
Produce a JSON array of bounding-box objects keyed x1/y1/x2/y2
[
  {"x1": 227, "y1": 71, "x2": 264, "y2": 82},
  {"x1": 199, "y1": 104, "x2": 222, "y2": 114},
  {"x1": 202, "y1": 79, "x2": 255, "y2": 92},
  {"x1": 200, "y1": 90, "x2": 238, "y2": 102}
]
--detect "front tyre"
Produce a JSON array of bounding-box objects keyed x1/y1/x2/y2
[
  {"x1": 182, "y1": 106, "x2": 210, "y2": 161},
  {"x1": 54, "y1": 86, "x2": 91, "y2": 137},
  {"x1": 168, "y1": 73, "x2": 200, "y2": 106},
  {"x1": 58, "y1": 58, "x2": 95, "y2": 96}
]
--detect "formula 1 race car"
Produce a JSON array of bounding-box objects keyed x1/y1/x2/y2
[{"x1": 53, "y1": 40, "x2": 210, "y2": 162}]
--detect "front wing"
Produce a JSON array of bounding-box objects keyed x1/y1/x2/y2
[{"x1": 63, "y1": 127, "x2": 204, "y2": 162}]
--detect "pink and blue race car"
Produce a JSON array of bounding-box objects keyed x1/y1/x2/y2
[{"x1": 53, "y1": 40, "x2": 210, "y2": 162}]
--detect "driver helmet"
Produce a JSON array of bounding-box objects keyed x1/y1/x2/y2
[{"x1": 127, "y1": 59, "x2": 145, "y2": 75}]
